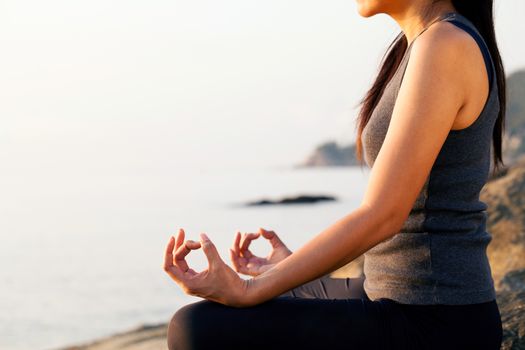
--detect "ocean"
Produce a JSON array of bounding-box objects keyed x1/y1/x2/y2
[{"x1": 0, "y1": 165, "x2": 370, "y2": 350}]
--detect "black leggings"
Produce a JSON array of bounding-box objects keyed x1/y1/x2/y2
[{"x1": 167, "y1": 274, "x2": 503, "y2": 350}]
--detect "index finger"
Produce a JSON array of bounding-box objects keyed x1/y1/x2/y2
[
  {"x1": 174, "y1": 240, "x2": 201, "y2": 272},
  {"x1": 175, "y1": 228, "x2": 185, "y2": 251},
  {"x1": 232, "y1": 231, "x2": 241, "y2": 256},
  {"x1": 240, "y1": 232, "x2": 260, "y2": 258},
  {"x1": 164, "y1": 236, "x2": 176, "y2": 271},
  {"x1": 163, "y1": 236, "x2": 183, "y2": 281}
]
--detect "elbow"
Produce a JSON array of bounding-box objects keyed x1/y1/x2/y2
[
  {"x1": 385, "y1": 204, "x2": 410, "y2": 234},
  {"x1": 359, "y1": 202, "x2": 409, "y2": 241},
  {"x1": 389, "y1": 213, "x2": 409, "y2": 235}
]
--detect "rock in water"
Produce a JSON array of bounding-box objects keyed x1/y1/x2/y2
[{"x1": 245, "y1": 194, "x2": 336, "y2": 206}]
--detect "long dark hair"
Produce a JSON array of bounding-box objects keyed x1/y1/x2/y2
[{"x1": 354, "y1": 0, "x2": 507, "y2": 174}]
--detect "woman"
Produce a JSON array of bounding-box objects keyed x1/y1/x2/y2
[{"x1": 163, "y1": 0, "x2": 506, "y2": 349}]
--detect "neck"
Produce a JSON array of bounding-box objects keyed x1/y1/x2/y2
[{"x1": 390, "y1": 1, "x2": 457, "y2": 46}]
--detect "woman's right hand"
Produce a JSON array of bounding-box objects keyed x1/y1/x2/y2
[{"x1": 229, "y1": 227, "x2": 292, "y2": 277}]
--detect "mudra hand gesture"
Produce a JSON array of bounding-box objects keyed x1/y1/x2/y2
[
  {"x1": 163, "y1": 227, "x2": 292, "y2": 307},
  {"x1": 229, "y1": 227, "x2": 292, "y2": 276},
  {"x1": 163, "y1": 228, "x2": 250, "y2": 307}
]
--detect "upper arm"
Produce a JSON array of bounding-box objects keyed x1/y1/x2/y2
[{"x1": 360, "y1": 24, "x2": 469, "y2": 238}]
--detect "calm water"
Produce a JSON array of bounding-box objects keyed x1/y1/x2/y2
[{"x1": 0, "y1": 166, "x2": 369, "y2": 350}]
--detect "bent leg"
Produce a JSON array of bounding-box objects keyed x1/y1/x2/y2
[
  {"x1": 167, "y1": 296, "x2": 405, "y2": 350},
  {"x1": 279, "y1": 273, "x2": 368, "y2": 300}
]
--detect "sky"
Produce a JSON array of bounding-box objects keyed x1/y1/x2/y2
[{"x1": 1, "y1": 0, "x2": 524, "y2": 173}]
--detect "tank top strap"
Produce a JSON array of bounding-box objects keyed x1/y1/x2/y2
[
  {"x1": 395, "y1": 12, "x2": 458, "y2": 87},
  {"x1": 410, "y1": 12, "x2": 456, "y2": 45}
]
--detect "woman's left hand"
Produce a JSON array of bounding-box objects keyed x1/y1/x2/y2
[{"x1": 163, "y1": 228, "x2": 253, "y2": 308}]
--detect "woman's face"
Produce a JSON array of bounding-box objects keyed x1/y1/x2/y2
[{"x1": 355, "y1": 0, "x2": 407, "y2": 17}]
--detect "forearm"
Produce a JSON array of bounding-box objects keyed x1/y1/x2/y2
[{"x1": 246, "y1": 204, "x2": 399, "y2": 304}]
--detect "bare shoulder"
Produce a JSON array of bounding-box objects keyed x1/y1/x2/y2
[
  {"x1": 410, "y1": 20, "x2": 485, "y2": 70},
  {"x1": 405, "y1": 19, "x2": 488, "y2": 110},
  {"x1": 409, "y1": 20, "x2": 490, "y2": 129}
]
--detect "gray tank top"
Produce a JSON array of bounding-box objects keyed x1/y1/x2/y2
[{"x1": 361, "y1": 12, "x2": 500, "y2": 305}]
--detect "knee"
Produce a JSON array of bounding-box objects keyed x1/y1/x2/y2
[{"x1": 166, "y1": 301, "x2": 211, "y2": 350}]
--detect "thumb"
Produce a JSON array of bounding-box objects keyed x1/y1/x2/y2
[{"x1": 200, "y1": 233, "x2": 222, "y2": 268}]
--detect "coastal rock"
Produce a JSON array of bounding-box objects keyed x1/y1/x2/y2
[
  {"x1": 497, "y1": 269, "x2": 525, "y2": 350},
  {"x1": 501, "y1": 269, "x2": 525, "y2": 293},
  {"x1": 503, "y1": 70, "x2": 525, "y2": 165},
  {"x1": 245, "y1": 194, "x2": 336, "y2": 206},
  {"x1": 481, "y1": 156, "x2": 525, "y2": 289}
]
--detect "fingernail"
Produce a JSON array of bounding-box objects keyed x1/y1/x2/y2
[{"x1": 200, "y1": 233, "x2": 210, "y2": 241}]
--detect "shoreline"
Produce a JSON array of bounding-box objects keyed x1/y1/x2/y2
[{"x1": 57, "y1": 323, "x2": 168, "y2": 350}]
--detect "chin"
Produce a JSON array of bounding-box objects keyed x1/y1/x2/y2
[{"x1": 355, "y1": 0, "x2": 384, "y2": 18}]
